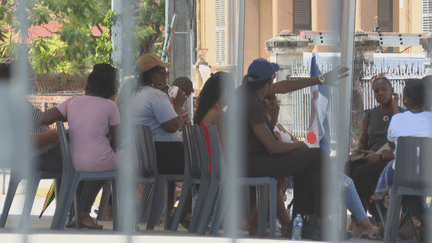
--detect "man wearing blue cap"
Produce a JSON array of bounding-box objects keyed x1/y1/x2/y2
[{"x1": 239, "y1": 58, "x2": 349, "y2": 239}]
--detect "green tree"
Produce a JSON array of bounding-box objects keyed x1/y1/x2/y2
[
  {"x1": 0, "y1": 0, "x2": 17, "y2": 63},
  {"x1": 29, "y1": 0, "x2": 112, "y2": 74},
  {"x1": 0, "y1": 0, "x2": 166, "y2": 74},
  {"x1": 135, "y1": 0, "x2": 165, "y2": 57}
]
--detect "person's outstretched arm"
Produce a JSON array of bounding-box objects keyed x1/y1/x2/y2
[{"x1": 267, "y1": 66, "x2": 349, "y2": 95}]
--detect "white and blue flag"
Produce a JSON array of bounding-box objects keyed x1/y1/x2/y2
[{"x1": 306, "y1": 53, "x2": 330, "y2": 153}]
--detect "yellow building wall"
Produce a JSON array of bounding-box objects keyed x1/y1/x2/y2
[
  {"x1": 411, "y1": 0, "x2": 423, "y2": 53},
  {"x1": 399, "y1": 0, "x2": 408, "y2": 33},
  {"x1": 273, "y1": 0, "x2": 294, "y2": 35},
  {"x1": 259, "y1": 0, "x2": 274, "y2": 57},
  {"x1": 197, "y1": 0, "x2": 217, "y2": 66},
  {"x1": 393, "y1": 0, "x2": 400, "y2": 32},
  {"x1": 398, "y1": 0, "x2": 424, "y2": 53},
  {"x1": 356, "y1": 0, "x2": 378, "y2": 32},
  {"x1": 244, "y1": 0, "x2": 261, "y2": 74}
]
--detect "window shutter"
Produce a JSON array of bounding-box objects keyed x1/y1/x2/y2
[
  {"x1": 294, "y1": 0, "x2": 311, "y2": 35},
  {"x1": 215, "y1": 0, "x2": 226, "y2": 65},
  {"x1": 423, "y1": 0, "x2": 432, "y2": 32},
  {"x1": 378, "y1": 0, "x2": 393, "y2": 32}
]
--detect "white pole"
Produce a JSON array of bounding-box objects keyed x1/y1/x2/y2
[
  {"x1": 324, "y1": 0, "x2": 356, "y2": 241},
  {"x1": 118, "y1": 0, "x2": 136, "y2": 236},
  {"x1": 189, "y1": 0, "x2": 195, "y2": 123},
  {"x1": 225, "y1": 0, "x2": 245, "y2": 240},
  {"x1": 111, "y1": 0, "x2": 122, "y2": 70},
  {"x1": 339, "y1": 0, "x2": 356, "y2": 162},
  {"x1": 15, "y1": 0, "x2": 32, "y2": 238}
]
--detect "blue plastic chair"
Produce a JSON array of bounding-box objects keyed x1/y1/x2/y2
[
  {"x1": 50, "y1": 121, "x2": 120, "y2": 230},
  {"x1": 0, "y1": 170, "x2": 61, "y2": 228},
  {"x1": 134, "y1": 125, "x2": 183, "y2": 230},
  {"x1": 171, "y1": 125, "x2": 211, "y2": 232},
  {"x1": 198, "y1": 125, "x2": 277, "y2": 238}
]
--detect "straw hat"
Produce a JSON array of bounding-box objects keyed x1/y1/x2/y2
[{"x1": 136, "y1": 53, "x2": 171, "y2": 73}]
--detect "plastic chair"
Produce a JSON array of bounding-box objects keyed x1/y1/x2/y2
[
  {"x1": 197, "y1": 125, "x2": 277, "y2": 238},
  {"x1": 384, "y1": 136, "x2": 432, "y2": 243},
  {"x1": 0, "y1": 170, "x2": 61, "y2": 228},
  {"x1": 170, "y1": 125, "x2": 211, "y2": 232},
  {"x1": 134, "y1": 125, "x2": 183, "y2": 230},
  {"x1": 50, "y1": 121, "x2": 120, "y2": 230}
]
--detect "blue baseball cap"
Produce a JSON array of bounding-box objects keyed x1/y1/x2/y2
[{"x1": 247, "y1": 58, "x2": 280, "y2": 88}]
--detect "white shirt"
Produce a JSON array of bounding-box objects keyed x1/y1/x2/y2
[
  {"x1": 274, "y1": 124, "x2": 293, "y2": 143},
  {"x1": 131, "y1": 86, "x2": 182, "y2": 142},
  {"x1": 387, "y1": 111, "x2": 432, "y2": 169}
]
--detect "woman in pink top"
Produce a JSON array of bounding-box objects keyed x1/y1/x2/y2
[{"x1": 41, "y1": 64, "x2": 120, "y2": 229}]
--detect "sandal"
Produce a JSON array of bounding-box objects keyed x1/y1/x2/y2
[
  {"x1": 171, "y1": 207, "x2": 192, "y2": 230},
  {"x1": 80, "y1": 214, "x2": 103, "y2": 230},
  {"x1": 360, "y1": 226, "x2": 379, "y2": 240},
  {"x1": 93, "y1": 206, "x2": 113, "y2": 221},
  {"x1": 243, "y1": 219, "x2": 269, "y2": 237},
  {"x1": 180, "y1": 213, "x2": 192, "y2": 230},
  {"x1": 65, "y1": 213, "x2": 103, "y2": 230}
]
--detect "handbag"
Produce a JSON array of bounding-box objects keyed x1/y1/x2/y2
[{"x1": 398, "y1": 216, "x2": 421, "y2": 239}]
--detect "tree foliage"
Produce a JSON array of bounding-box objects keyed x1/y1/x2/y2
[
  {"x1": 0, "y1": 0, "x2": 166, "y2": 75},
  {"x1": 135, "y1": 0, "x2": 165, "y2": 57}
]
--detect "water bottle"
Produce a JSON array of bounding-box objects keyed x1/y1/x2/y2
[{"x1": 292, "y1": 214, "x2": 303, "y2": 240}]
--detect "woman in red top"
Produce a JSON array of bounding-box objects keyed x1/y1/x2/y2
[{"x1": 193, "y1": 72, "x2": 233, "y2": 173}]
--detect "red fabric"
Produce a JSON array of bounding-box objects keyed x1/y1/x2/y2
[{"x1": 200, "y1": 122, "x2": 213, "y2": 173}]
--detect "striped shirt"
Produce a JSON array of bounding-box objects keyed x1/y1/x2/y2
[{"x1": 30, "y1": 102, "x2": 55, "y2": 157}]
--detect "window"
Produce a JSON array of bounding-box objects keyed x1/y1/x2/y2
[
  {"x1": 378, "y1": 0, "x2": 393, "y2": 32},
  {"x1": 293, "y1": 0, "x2": 311, "y2": 35},
  {"x1": 423, "y1": 0, "x2": 432, "y2": 32},
  {"x1": 215, "y1": 0, "x2": 226, "y2": 65}
]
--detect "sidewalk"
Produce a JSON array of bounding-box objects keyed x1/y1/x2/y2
[{"x1": 0, "y1": 172, "x2": 393, "y2": 242}]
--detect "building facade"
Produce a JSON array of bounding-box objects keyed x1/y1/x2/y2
[{"x1": 195, "y1": 0, "x2": 431, "y2": 85}]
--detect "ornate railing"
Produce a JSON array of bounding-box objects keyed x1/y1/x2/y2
[{"x1": 289, "y1": 54, "x2": 426, "y2": 140}]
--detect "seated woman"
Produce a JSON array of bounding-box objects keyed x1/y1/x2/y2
[
  {"x1": 345, "y1": 76, "x2": 404, "y2": 226},
  {"x1": 0, "y1": 62, "x2": 62, "y2": 173},
  {"x1": 193, "y1": 71, "x2": 233, "y2": 168},
  {"x1": 41, "y1": 64, "x2": 121, "y2": 229},
  {"x1": 375, "y1": 78, "x2": 432, "y2": 225},
  {"x1": 266, "y1": 93, "x2": 378, "y2": 238},
  {"x1": 130, "y1": 53, "x2": 188, "y2": 175},
  {"x1": 130, "y1": 53, "x2": 191, "y2": 227}
]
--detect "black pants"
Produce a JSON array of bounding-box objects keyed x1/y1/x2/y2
[
  {"x1": 36, "y1": 144, "x2": 63, "y2": 172},
  {"x1": 345, "y1": 158, "x2": 390, "y2": 222},
  {"x1": 77, "y1": 180, "x2": 106, "y2": 213},
  {"x1": 247, "y1": 148, "x2": 323, "y2": 217},
  {"x1": 154, "y1": 141, "x2": 185, "y2": 175}
]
